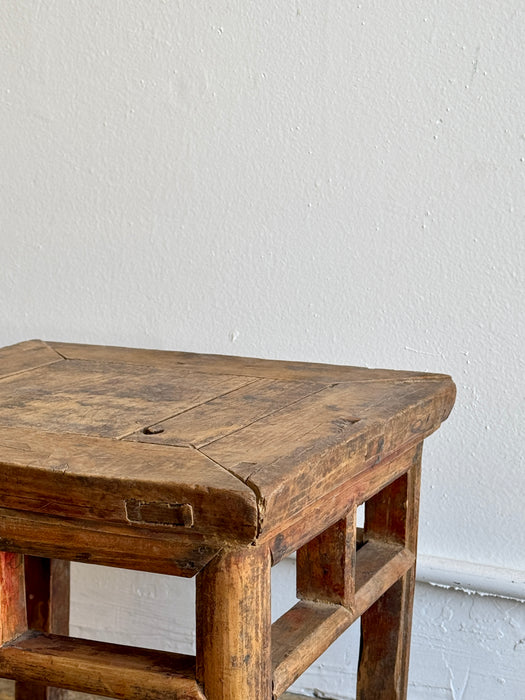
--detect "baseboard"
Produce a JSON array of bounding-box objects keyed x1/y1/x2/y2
[{"x1": 416, "y1": 554, "x2": 525, "y2": 601}]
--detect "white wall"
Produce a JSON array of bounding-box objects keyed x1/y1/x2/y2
[{"x1": 1, "y1": 2, "x2": 524, "y2": 698}]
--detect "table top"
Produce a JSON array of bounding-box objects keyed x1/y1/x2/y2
[{"x1": 0, "y1": 340, "x2": 455, "y2": 542}]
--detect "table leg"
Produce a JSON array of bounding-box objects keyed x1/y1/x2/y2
[
  {"x1": 356, "y1": 445, "x2": 422, "y2": 699},
  {"x1": 196, "y1": 544, "x2": 272, "y2": 700},
  {"x1": 15, "y1": 557, "x2": 70, "y2": 700},
  {"x1": 0, "y1": 552, "x2": 26, "y2": 645}
]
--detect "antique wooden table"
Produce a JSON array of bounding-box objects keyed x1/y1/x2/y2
[{"x1": 0, "y1": 340, "x2": 455, "y2": 700}]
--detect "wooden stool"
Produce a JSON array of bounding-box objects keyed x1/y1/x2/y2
[{"x1": 0, "y1": 340, "x2": 455, "y2": 700}]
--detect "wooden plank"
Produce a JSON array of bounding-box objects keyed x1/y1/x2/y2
[
  {"x1": 296, "y1": 508, "x2": 356, "y2": 608},
  {"x1": 202, "y1": 379, "x2": 453, "y2": 536},
  {"x1": 353, "y1": 379, "x2": 456, "y2": 457},
  {"x1": 0, "y1": 508, "x2": 221, "y2": 577},
  {"x1": 49, "y1": 341, "x2": 448, "y2": 383},
  {"x1": 0, "y1": 341, "x2": 63, "y2": 382},
  {"x1": 357, "y1": 456, "x2": 422, "y2": 699},
  {"x1": 0, "y1": 553, "x2": 26, "y2": 645},
  {"x1": 0, "y1": 428, "x2": 257, "y2": 539},
  {"x1": 267, "y1": 444, "x2": 421, "y2": 563},
  {"x1": 0, "y1": 632, "x2": 205, "y2": 700},
  {"x1": 272, "y1": 601, "x2": 352, "y2": 699},
  {"x1": 0, "y1": 343, "x2": 454, "y2": 547},
  {"x1": 203, "y1": 380, "x2": 452, "y2": 483},
  {"x1": 354, "y1": 541, "x2": 414, "y2": 612},
  {"x1": 271, "y1": 540, "x2": 414, "y2": 698},
  {"x1": 16, "y1": 558, "x2": 70, "y2": 700},
  {"x1": 0, "y1": 358, "x2": 253, "y2": 439},
  {"x1": 202, "y1": 382, "x2": 364, "y2": 482},
  {"x1": 125, "y1": 378, "x2": 326, "y2": 448},
  {"x1": 196, "y1": 545, "x2": 272, "y2": 700}
]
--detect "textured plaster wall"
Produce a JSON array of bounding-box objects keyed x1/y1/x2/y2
[{"x1": 1, "y1": 2, "x2": 524, "y2": 697}]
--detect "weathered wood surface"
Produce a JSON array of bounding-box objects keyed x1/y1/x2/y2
[
  {"x1": 196, "y1": 545, "x2": 272, "y2": 700},
  {"x1": 0, "y1": 508, "x2": 221, "y2": 577},
  {"x1": 15, "y1": 557, "x2": 70, "y2": 700},
  {"x1": 357, "y1": 456, "x2": 422, "y2": 699},
  {"x1": 0, "y1": 341, "x2": 62, "y2": 382},
  {"x1": 0, "y1": 554, "x2": 26, "y2": 645},
  {"x1": 296, "y1": 507, "x2": 356, "y2": 608},
  {"x1": 0, "y1": 340, "x2": 454, "y2": 552},
  {"x1": 0, "y1": 427, "x2": 257, "y2": 541},
  {"x1": 126, "y1": 377, "x2": 325, "y2": 448},
  {"x1": 48, "y1": 340, "x2": 449, "y2": 383},
  {"x1": 0, "y1": 632, "x2": 205, "y2": 700},
  {"x1": 267, "y1": 443, "x2": 421, "y2": 564},
  {"x1": 272, "y1": 538, "x2": 414, "y2": 698},
  {"x1": 201, "y1": 379, "x2": 453, "y2": 535},
  {"x1": 0, "y1": 357, "x2": 253, "y2": 439},
  {"x1": 0, "y1": 340, "x2": 454, "y2": 698}
]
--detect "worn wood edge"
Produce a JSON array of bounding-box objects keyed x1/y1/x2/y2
[
  {"x1": 0, "y1": 426, "x2": 256, "y2": 495},
  {"x1": 265, "y1": 442, "x2": 422, "y2": 562},
  {"x1": 234, "y1": 381, "x2": 454, "y2": 536},
  {"x1": 0, "y1": 508, "x2": 223, "y2": 577},
  {"x1": 0, "y1": 341, "x2": 64, "y2": 382},
  {"x1": 257, "y1": 432, "x2": 426, "y2": 537},
  {"x1": 354, "y1": 541, "x2": 415, "y2": 605},
  {"x1": 0, "y1": 428, "x2": 258, "y2": 541},
  {"x1": 47, "y1": 341, "x2": 449, "y2": 383},
  {"x1": 0, "y1": 632, "x2": 205, "y2": 700},
  {"x1": 271, "y1": 542, "x2": 414, "y2": 698},
  {"x1": 183, "y1": 378, "x2": 454, "y2": 495}
]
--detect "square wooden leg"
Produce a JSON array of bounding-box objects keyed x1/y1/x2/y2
[
  {"x1": 356, "y1": 445, "x2": 422, "y2": 699},
  {"x1": 196, "y1": 544, "x2": 272, "y2": 700},
  {"x1": 15, "y1": 557, "x2": 70, "y2": 700},
  {"x1": 0, "y1": 553, "x2": 27, "y2": 646}
]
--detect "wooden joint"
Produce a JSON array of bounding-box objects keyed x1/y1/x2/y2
[
  {"x1": 296, "y1": 506, "x2": 357, "y2": 609},
  {"x1": 363, "y1": 443, "x2": 422, "y2": 548},
  {"x1": 125, "y1": 500, "x2": 194, "y2": 528},
  {"x1": 272, "y1": 538, "x2": 414, "y2": 697}
]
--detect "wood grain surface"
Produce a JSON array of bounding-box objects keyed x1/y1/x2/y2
[
  {"x1": 0, "y1": 339, "x2": 454, "y2": 569},
  {"x1": 0, "y1": 340, "x2": 455, "y2": 699},
  {"x1": 196, "y1": 545, "x2": 272, "y2": 699},
  {"x1": 16, "y1": 556, "x2": 70, "y2": 700}
]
